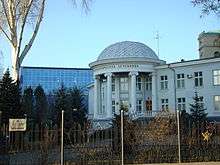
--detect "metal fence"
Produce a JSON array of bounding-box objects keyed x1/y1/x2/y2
[{"x1": 1, "y1": 111, "x2": 220, "y2": 164}]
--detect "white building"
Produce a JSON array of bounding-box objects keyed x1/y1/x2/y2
[{"x1": 88, "y1": 31, "x2": 220, "y2": 128}]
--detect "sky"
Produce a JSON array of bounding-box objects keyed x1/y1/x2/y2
[{"x1": 0, "y1": 0, "x2": 220, "y2": 70}]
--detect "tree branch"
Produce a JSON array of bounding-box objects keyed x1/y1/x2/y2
[
  {"x1": 8, "y1": 0, "x2": 18, "y2": 47},
  {"x1": 0, "y1": 0, "x2": 13, "y2": 31},
  {"x1": 19, "y1": 0, "x2": 45, "y2": 66},
  {"x1": 17, "y1": 0, "x2": 34, "y2": 61},
  {"x1": 8, "y1": 0, "x2": 15, "y2": 29},
  {"x1": 0, "y1": 24, "x2": 13, "y2": 44}
]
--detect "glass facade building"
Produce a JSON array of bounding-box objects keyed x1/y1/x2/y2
[{"x1": 20, "y1": 66, "x2": 93, "y2": 93}]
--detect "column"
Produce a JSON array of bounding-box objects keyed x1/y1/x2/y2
[
  {"x1": 151, "y1": 72, "x2": 157, "y2": 112},
  {"x1": 105, "y1": 72, "x2": 112, "y2": 119},
  {"x1": 129, "y1": 71, "x2": 138, "y2": 114},
  {"x1": 142, "y1": 75, "x2": 146, "y2": 113},
  {"x1": 115, "y1": 76, "x2": 120, "y2": 114},
  {"x1": 94, "y1": 75, "x2": 100, "y2": 119}
]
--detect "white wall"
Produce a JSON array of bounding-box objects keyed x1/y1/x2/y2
[{"x1": 156, "y1": 61, "x2": 220, "y2": 116}]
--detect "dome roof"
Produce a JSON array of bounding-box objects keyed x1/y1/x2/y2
[{"x1": 97, "y1": 41, "x2": 159, "y2": 61}]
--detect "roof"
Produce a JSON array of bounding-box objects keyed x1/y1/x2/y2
[
  {"x1": 97, "y1": 41, "x2": 159, "y2": 61},
  {"x1": 21, "y1": 66, "x2": 92, "y2": 71},
  {"x1": 206, "y1": 30, "x2": 220, "y2": 34},
  {"x1": 156, "y1": 56, "x2": 220, "y2": 69},
  {"x1": 199, "y1": 30, "x2": 220, "y2": 38}
]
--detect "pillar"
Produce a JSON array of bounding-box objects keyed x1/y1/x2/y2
[
  {"x1": 129, "y1": 71, "x2": 138, "y2": 114},
  {"x1": 94, "y1": 75, "x2": 100, "y2": 119},
  {"x1": 152, "y1": 72, "x2": 157, "y2": 112},
  {"x1": 105, "y1": 72, "x2": 112, "y2": 119}
]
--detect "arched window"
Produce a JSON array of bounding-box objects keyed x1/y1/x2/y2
[
  {"x1": 214, "y1": 39, "x2": 220, "y2": 46},
  {"x1": 214, "y1": 51, "x2": 220, "y2": 57}
]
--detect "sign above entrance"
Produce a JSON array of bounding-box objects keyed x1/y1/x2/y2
[{"x1": 102, "y1": 64, "x2": 139, "y2": 70}]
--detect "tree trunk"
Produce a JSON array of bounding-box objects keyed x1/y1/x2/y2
[{"x1": 11, "y1": 46, "x2": 19, "y2": 81}]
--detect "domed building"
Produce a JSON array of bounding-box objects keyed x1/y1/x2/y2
[
  {"x1": 89, "y1": 32, "x2": 220, "y2": 129},
  {"x1": 88, "y1": 41, "x2": 165, "y2": 124}
]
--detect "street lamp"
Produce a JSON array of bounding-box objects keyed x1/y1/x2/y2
[
  {"x1": 120, "y1": 106, "x2": 124, "y2": 165},
  {"x1": 168, "y1": 64, "x2": 181, "y2": 163},
  {"x1": 119, "y1": 102, "x2": 129, "y2": 165},
  {"x1": 61, "y1": 110, "x2": 64, "y2": 165}
]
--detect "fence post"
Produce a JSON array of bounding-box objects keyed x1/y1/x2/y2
[
  {"x1": 177, "y1": 110, "x2": 181, "y2": 163},
  {"x1": 61, "y1": 110, "x2": 64, "y2": 165},
  {"x1": 121, "y1": 109, "x2": 124, "y2": 165}
]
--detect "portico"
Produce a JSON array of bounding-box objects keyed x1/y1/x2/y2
[{"x1": 92, "y1": 71, "x2": 159, "y2": 119}]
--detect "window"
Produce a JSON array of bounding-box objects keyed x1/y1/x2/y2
[
  {"x1": 214, "y1": 96, "x2": 220, "y2": 111},
  {"x1": 136, "y1": 100, "x2": 142, "y2": 113},
  {"x1": 194, "y1": 72, "x2": 203, "y2": 87},
  {"x1": 198, "y1": 96, "x2": 204, "y2": 108},
  {"x1": 120, "y1": 77, "x2": 128, "y2": 92},
  {"x1": 136, "y1": 77, "x2": 142, "y2": 91},
  {"x1": 214, "y1": 39, "x2": 220, "y2": 46},
  {"x1": 214, "y1": 51, "x2": 220, "y2": 57},
  {"x1": 146, "y1": 98, "x2": 152, "y2": 111},
  {"x1": 177, "y1": 97, "x2": 186, "y2": 111},
  {"x1": 213, "y1": 70, "x2": 220, "y2": 85},
  {"x1": 160, "y1": 75, "x2": 168, "y2": 90},
  {"x1": 112, "y1": 78, "x2": 115, "y2": 91},
  {"x1": 112, "y1": 100, "x2": 116, "y2": 114},
  {"x1": 177, "y1": 74, "x2": 185, "y2": 89},
  {"x1": 146, "y1": 76, "x2": 152, "y2": 90},
  {"x1": 161, "y1": 99, "x2": 168, "y2": 110}
]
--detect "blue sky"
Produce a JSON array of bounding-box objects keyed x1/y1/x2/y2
[{"x1": 1, "y1": 0, "x2": 220, "y2": 69}]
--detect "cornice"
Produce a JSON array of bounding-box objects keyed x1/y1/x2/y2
[
  {"x1": 89, "y1": 57, "x2": 165, "y2": 69},
  {"x1": 155, "y1": 57, "x2": 220, "y2": 69}
]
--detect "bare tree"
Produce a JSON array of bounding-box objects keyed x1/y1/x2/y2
[
  {"x1": 192, "y1": 0, "x2": 220, "y2": 17},
  {"x1": 0, "y1": 0, "x2": 91, "y2": 81}
]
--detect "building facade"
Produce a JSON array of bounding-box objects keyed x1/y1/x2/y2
[
  {"x1": 20, "y1": 66, "x2": 93, "y2": 93},
  {"x1": 88, "y1": 31, "x2": 220, "y2": 128}
]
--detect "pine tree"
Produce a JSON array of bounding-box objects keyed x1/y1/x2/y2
[
  {"x1": 189, "y1": 91, "x2": 207, "y2": 144},
  {"x1": 21, "y1": 87, "x2": 34, "y2": 120},
  {"x1": 0, "y1": 69, "x2": 22, "y2": 125},
  {"x1": 190, "y1": 91, "x2": 207, "y2": 124},
  {"x1": 54, "y1": 84, "x2": 69, "y2": 127},
  {"x1": 53, "y1": 85, "x2": 88, "y2": 128},
  {"x1": 47, "y1": 92, "x2": 56, "y2": 128},
  {"x1": 34, "y1": 85, "x2": 48, "y2": 127},
  {"x1": 68, "y1": 87, "x2": 87, "y2": 127}
]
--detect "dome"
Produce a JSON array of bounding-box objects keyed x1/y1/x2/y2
[{"x1": 97, "y1": 41, "x2": 159, "y2": 61}]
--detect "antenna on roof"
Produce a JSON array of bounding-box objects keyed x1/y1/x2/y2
[{"x1": 155, "y1": 31, "x2": 160, "y2": 57}]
